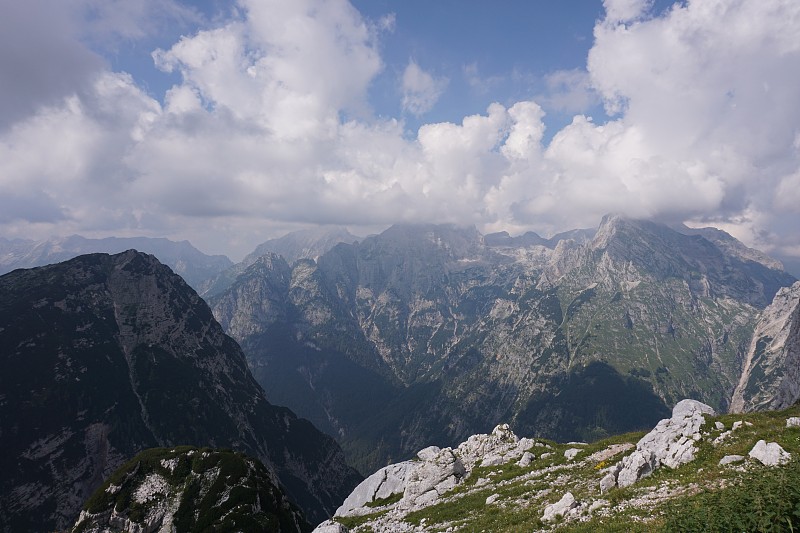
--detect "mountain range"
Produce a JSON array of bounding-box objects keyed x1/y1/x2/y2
[
  {"x1": 3, "y1": 216, "x2": 800, "y2": 531},
  {"x1": 0, "y1": 235, "x2": 232, "y2": 289},
  {"x1": 0, "y1": 250, "x2": 359, "y2": 531},
  {"x1": 207, "y1": 216, "x2": 797, "y2": 474}
]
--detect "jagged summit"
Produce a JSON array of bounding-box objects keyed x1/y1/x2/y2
[
  {"x1": 199, "y1": 226, "x2": 359, "y2": 298},
  {"x1": 244, "y1": 226, "x2": 360, "y2": 266},
  {"x1": 208, "y1": 216, "x2": 797, "y2": 475}
]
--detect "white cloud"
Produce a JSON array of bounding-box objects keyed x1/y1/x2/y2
[
  {"x1": 602, "y1": 0, "x2": 653, "y2": 23},
  {"x1": 540, "y1": 69, "x2": 599, "y2": 114},
  {"x1": 401, "y1": 60, "x2": 448, "y2": 116},
  {"x1": 1, "y1": 0, "x2": 800, "y2": 262}
]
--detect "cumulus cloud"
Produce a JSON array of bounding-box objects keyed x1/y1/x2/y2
[
  {"x1": 401, "y1": 60, "x2": 448, "y2": 115},
  {"x1": 539, "y1": 69, "x2": 599, "y2": 114},
  {"x1": 602, "y1": 0, "x2": 653, "y2": 23},
  {"x1": 1, "y1": 0, "x2": 799, "y2": 262}
]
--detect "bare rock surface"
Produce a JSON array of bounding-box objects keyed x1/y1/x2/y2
[
  {"x1": 606, "y1": 400, "x2": 715, "y2": 489},
  {"x1": 749, "y1": 440, "x2": 791, "y2": 466},
  {"x1": 542, "y1": 492, "x2": 577, "y2": 522},
  {"x1": 334, "y1": 424, "x2": 537, "y2": 517},
  {"x1": 732, "y1": 281, "x2": 800, "y2": 412}
]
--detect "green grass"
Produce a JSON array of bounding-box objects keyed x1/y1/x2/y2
[{"x1": 364, "y1": 491, "x2": 403, "y2": 508}]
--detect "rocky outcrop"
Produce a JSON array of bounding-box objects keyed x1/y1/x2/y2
[
  {"x1": 70, "y1": 447, "x2": 307, "y2": 533},
  {"x1": 318, "y1": 401, "x2": 800, "y2": 532},
  {"x1": 333, "y1": 424, "x2": 536, "y2": 518},
  {"x1": 732, "y1": 282, "x2": 800, "y2": 412},
  {"x1": 603, "y1": 400, "x2": 715, "y2": 489},
  {"x1": 334, "y1": 462, "x2": 414, "y2": 516}
]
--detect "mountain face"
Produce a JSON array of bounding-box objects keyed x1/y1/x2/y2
[
  {"x1": 0, "y1": 235, "x2": 232, "y2": 289},
  {"x1": 0, "y1": 251, "x2": 360, "y2": 532},
  {"x1": 199, "y1": 226, "x2": 359, "y2": 298},
  {"x1": 72, "y1": 447, "x2": 309, "y2": 533},
  {"x1": 209, "y1": 216, "x2": 796, "y2": 474},
  {"x1": 731, "y1": 281, "x2": 800, "y2": 412}
]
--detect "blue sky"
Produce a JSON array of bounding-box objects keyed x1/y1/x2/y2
[{"x1": 1, "y1": 0, "x2": 799, "y2": 262}]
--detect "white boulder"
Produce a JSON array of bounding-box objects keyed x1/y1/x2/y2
[
  {"x1": 313, "y1": 520, "x2": 350, "y2": 533},
  {"x1": 787, "y1": 417, "x2": 800, "y2": 428},
  {"x1": 335, "y1": 461, "x2": 415, "y2": 517},
  {"x1": 608, "y1": 399, "x2": 715, "y2": 489},
  {"x1": 542, "y1": 492, "x2": 577, "y2": 522},
  {"x1": 517, "y1": 452, "x2": 535, "y2": 467},
  {"x1": 564, "y1": 448, "x2": 581, "y2": 460},
  {"x1": 402, "y1": 448, "x2": 466, "y2": 507},
  {"x1": 749, "y1": 440, "x2": 791, "y2": 466}
]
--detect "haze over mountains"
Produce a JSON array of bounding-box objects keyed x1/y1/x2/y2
[{"x1": 0, "y1": 235, "x2": 232, "y2": 289}]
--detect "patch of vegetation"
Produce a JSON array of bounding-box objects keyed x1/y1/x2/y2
[
  {"x1": 364, "y1": 491, "x2": 403, "y2": 508},
  {"x1": 333, "y1": 510, "x2": 388, "y2": 529},
  {"x1": 663, "y1": 457, "x2": 800, "y2": 532}
]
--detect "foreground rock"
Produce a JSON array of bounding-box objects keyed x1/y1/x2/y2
[
  {"x1": 542, "y1": 492, "x2": 577, "y2": 522},
  {"x1": 333, "y1": 424, "x2": 535, "y2": 518},
  {"x1": 603, "y1": 400, "x2": 716, "y2": 489},
  {"x1": 749, "y1": 440, "x2": 791, "y2": 466},
  {"x1": 318, "y1": 401, "x2": 800, "y2": 532}
]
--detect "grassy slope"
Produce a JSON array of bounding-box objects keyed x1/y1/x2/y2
[{"x1": 336, "y1": 404, "x2": 800, "y2": 532}]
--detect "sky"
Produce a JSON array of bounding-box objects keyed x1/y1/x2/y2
[{"x1": 1, "y1": 0, "x2": 799, "y2": 262}]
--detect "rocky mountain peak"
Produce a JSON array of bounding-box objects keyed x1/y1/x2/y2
[
  {"x1": 377, "y1": 223, "x2": 484, "y2": 257},
  {"x1": 244, "y1": 226, "x2": 360, "y2": 267}
]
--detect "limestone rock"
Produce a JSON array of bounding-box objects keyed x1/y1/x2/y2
[
  {"x1": 715, "y1": 421, "x2": 725, "y2": 430},
  {"x1": 335, "y1": 462, "x2": 414, "y2": 517},
  {"x1": 719, "y1": 455, "x2": 745, "y2": 465},
  {"x1": 610, "y1": 400, "x2": 715, "y2": 489},
  {"x1": 313, "y1": 520, "x2": 350, "y2": 533},
  {"x1": 616, "y1": 451, "x2": 655, "y2": 488},
  {"x1": 517, "y1": 452, "x2": 535, "y2": 467},
  {"x1": 417, "y1": 446, "x2": 441, "y2": 461},
  {"x1": 564, "y1": 448, "x2": 581, "y2": 460},
  {"x1": 787, "y1": 417, "x2": 800, "y2": 428},
  {"x1": 455, "y1": 424, "x2": 528, "y2": 470},
  {"x1": 599, "y1": 473, "x2": 617, "y2": 494},
  {"x1": 542, "y1": 492, "x2": 577, "y2": 522},
  {"x1": 749, "y1": 440, "x2": 791, "y2": 466},
  {"x1": 485, "y1": 494, "x2": 500, "y2": 505},
  {"x1": 402, "y1": 448, "x2": 466, "y2": 508}
]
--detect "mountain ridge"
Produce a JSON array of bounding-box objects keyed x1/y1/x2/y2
[
  {"x1": 0, "y1": 250, "x2": 360, "y2": 531},
  {"x1": 0, "y1": 235, "x2": 232, "y2": 289},
  {"x1": 209, "y1": 216, "x2": 796, "y2": 474}
]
